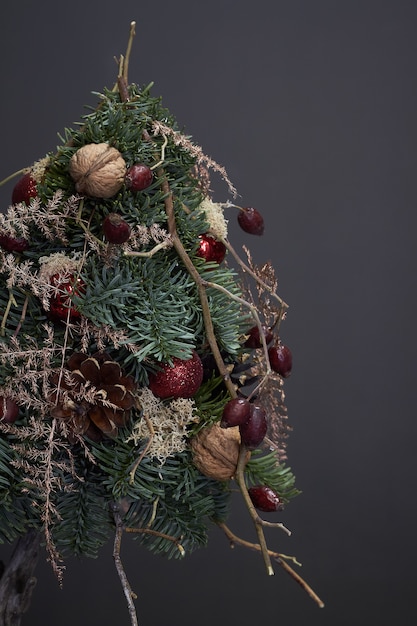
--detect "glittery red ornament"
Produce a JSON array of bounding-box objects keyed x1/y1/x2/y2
[
  {"x1": 196, "y1": 234, "x2": 226, "y2": 264},
  {"x1": 148, "y1": 350, "x2": 204, "y2": 399},
  {"x1": 12, "y1": 173, "x2": 38, "y2": 205},
  {"x1": 49, "y1": 273, "x2": 85, "y2": 322}
]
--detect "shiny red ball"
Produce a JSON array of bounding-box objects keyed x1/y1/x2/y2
[
  {"x1": 149, "y1": 351, "x2": 204, "y2": 399},
  {"x1": 12, "y1": 173, "x2": 38, "y2": 205},
  {"x1": 196, "y1": 234, "x2": 226, "y2": 264},
  {"x1": 49, "y1": 273, "x2": 85, "y2": 321}
]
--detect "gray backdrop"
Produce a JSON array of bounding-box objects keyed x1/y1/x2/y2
[{"x1": 0, "y1": 1, "x2": 416, "y2": 625}]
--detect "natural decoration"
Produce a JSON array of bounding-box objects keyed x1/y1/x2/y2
[{"x1": 0, "y1": 21, "x2": 323, "y2": 626}]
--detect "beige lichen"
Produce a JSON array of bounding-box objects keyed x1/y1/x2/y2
[
  {"x1": 126, "y1": 387, "x2": 198, "y2": 462},
  {"x1": 69, "y1": 143, "x2": 126, "y2": 198},
  {"x1": 198, "y1": 197, "x2": 228, "y2": 240}
]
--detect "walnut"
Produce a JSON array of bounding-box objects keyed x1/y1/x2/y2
[
  {"x1": 190, "y1": 423, "x2": 249, "y2": 481},
  {"x1": 69, "y1": 143, "x2": 126, "y2": 198}
]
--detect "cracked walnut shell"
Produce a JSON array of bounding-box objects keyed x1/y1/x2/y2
[
  {"x1": 190, "y1": 423, "x2": 249, "y2": 481},
  {"x1": 69, "y1": 142, "x2": 126, "y2": 198}
]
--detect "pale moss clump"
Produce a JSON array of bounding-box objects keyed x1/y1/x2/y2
[
  {"x1": 199, "y1": 197, "x2": 228, "y2": 240},
  {"x1": 126, "y1": 387, "x2": 199, "y2": 463}
]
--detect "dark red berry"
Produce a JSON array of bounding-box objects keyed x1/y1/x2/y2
[
  {"x1": 125, "y1": 164, "x2": 153, "y2": 191},
  {"x1": 244, "y1": 325, "x2": 274, "y2": 349},
  {"x1": 221, "y1": 397, "x2": 251, "y2": 428},
  {"x1": 239, "y1": 404, "x2": 267, "y2": 450},
  {"x1": 196, "y1": 234, "x2": 226, "y2": 264},
  {"x1": 12, "y1": 173, "x2": 38, "y2": 205},
  {"x1": 268, "y1": 344, "x2": 292, "y2": 378},
  {"x1": 237, "y1": 207, "x2": 264, "y2": 235},
  {"x1": 0, "y1": 233, "x2": 29, "y2": 253},
  {"x1": 248, "y1": 485, "x2": 283, "y2": 512},
  {"x1": 103, "y1": 213, "x2": 131, "y2": 244},
  {"x1": 0, "y1": 396, "x2": 20, "y2": 424}
]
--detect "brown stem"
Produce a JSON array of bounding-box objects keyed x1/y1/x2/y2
[
  {"x1": 159, "y1": 172, "x2": 236, "y2": 397},
  {"x1": 234, "y1": 445, "x2": 274, "y2": 576},
  {"x1": 112, "y1": 507, "x2": 139, "y2": 626},
  {"x1": 0, "y1": 530, "x2": 40, "y2": 626},
  {"x1": 217, "y1": 522, "x2": 325, "y2": 609}
]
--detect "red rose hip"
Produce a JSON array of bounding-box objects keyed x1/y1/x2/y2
[
  {"x1": 244, "y1": 325, "x2": 274, "y2": 349},
  {"x1": 221, "y1": 397, "x2": 251, "y2": 428},
  {"x1": 268, "y1": 344, "x2": 292, "y2": 378},
  {"x1": 248, "y1": 485, "x2": 283, "y2": 512},
  {"x1": 239, "y1": 404, "x2": 267, "y2": 450},
  {"x1": 0, "y1": 233, "x2": 29, "y2": 253},
  {"x1": 103, "y1": 213, "x2": 131, "y2": 244},
  {"x1": 125, "y1": 163, "x2": 153, "y2": 191},
  {"x1": 0, "y1": 396, "x2": 20, "y2": 424},
  {"x1": 237, "y1": 207, "x2": 264, "y2": 235}
]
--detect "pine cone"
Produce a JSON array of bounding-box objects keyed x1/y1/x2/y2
[{"x1": 50, "y1": 352, "x2": 136, "y2": 441}]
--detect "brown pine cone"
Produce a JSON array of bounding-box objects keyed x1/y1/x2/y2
[{"x1": 50, "y1": 352, "x2": 136, "y2": 441}]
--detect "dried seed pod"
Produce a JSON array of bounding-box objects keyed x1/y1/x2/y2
[
  {"x1": 69, "y1": 143, "x2": 126, "y2": 198},
  {"x1": 190, "y1": 423, "x2": 249, "y2": 481}
]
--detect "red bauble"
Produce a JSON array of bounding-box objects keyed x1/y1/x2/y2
[
  {"x1": 12, "y1": 173, "x2": 38, "y2": 205},
  {"x1": 196, "y1": 234, "x2": 226, "y2": 264},
  {"x1": 0, "y1": 233, "x2": 29, "y2": 253},
  {"x1": 149, "y1": 351, "x2": 204, "y2": 399},
  {"x1": 268, "y1": 344, "x2": 292, "y2": 378},
  {"x1": 248, "y1": 485, "x2": 283, "y2": 512},
  {"x1": 125, "y1": 164, "x2": 153, "y2": 191},
  {"x1": 237, "y1": 206, "x2": 264, "y2": 235},
  {"x1": 49, "y1": 273, "x2": 85, "y2": 321},
  {"x1": 103, "y1": 213, "x2": 131, "y2": 244}
]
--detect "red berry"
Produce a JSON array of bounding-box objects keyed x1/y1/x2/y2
[
  {"x1": 196, "y1": 234, "x2": 226, "y2": 264},
  {"x1": 221, "y1": 397, "x2": 251, "y2": 428},
  {"x1": 239, "y1": 404, "x2": 267, "y2": 450},
  {"x1": 248, "y1": 485, "x2": 283, "y2": 512},
  {"x1": 103, "y1": 213, "x2": 131, "y2": 244},
  {"x1": 268, "y1": 344, "x2": 292, "y2": 378},
  {"x1": 49, "y1": 273, "x2": 85, "y2": 322},
  {"x1": 0, "y1": 396, "x2": 20, "y2": 424},
  {"x1": 0, "y1": 233, "x2": 29, "y2": 253},
  {"x1": 237, "y1": 207, "x2": 264, "y2": 235},
  {"x1": 12, "y1": 173, "x2": 38, "y2": 205},
  {"x1": 149, "y1": 351, "x2": 204, "y2": 399},
  {"x1": 244, "y1": 325, "x2": 274, "y2": 349},
  {"x1": 125, "y1": 164, "x2": 153, "y2": 191}
]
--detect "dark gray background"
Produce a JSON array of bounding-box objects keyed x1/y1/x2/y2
[{"x1": 0, "y1": 1, "x2": 416, "y2": 624}]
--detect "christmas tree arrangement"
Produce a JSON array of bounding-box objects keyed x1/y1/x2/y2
[{"x1": 0, "y1": 23, "x2": 323, "y2": 624}]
